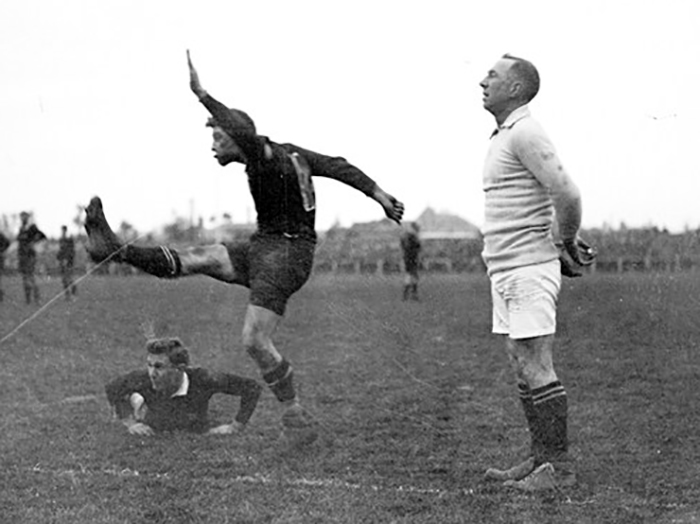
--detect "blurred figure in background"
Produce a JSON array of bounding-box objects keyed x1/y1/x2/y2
[
  {"x1": 57, "y1": 225, "x2": 77, "y2": 299},
  {"x1": 17, "y1": 212, "x2": 46, "y2": 305},
  {"x1": 400, "y1": 222, "x2": 422, "y2": 301}
]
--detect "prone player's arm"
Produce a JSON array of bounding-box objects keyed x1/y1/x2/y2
[
  {"x1": 299, "y1": 148, "x2": 405, "y2": 224},
  {"x1": 104, "y1": 373, "x2": 154, "y2": 435},
  {"x1": 207, "y1": 372, "x2": 263, "y2": 434}
]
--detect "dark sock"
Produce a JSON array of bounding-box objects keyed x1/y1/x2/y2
[
  {"x1": 262, "y1": 359, "x2": 296, "y2": 402},
  {"x1": 518, "y1": 382, "x2": 538, "y2": 457},
  {"x1": 531, "y1": 381, "x2": 568, "y2": 464},
  {"x1": 122, "y1": 246, "x2": 181, "y2": 278}
]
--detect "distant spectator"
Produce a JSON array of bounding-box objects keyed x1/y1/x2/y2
[
  {"x1": 400, "y1": 222, "x2": 422, "y2": 301},
  {"x1": 105, "y1": 337, "x2": 263, "y2": 436},
  {"x1": 17, "y1": 212, "x2": 47, "y2": 305},
  {"x1": 0, "y1": 231, "x2": 10, "y2": 302},
  {"x1": 57, "y1": 225, "x2": 77, "y2": 299}
]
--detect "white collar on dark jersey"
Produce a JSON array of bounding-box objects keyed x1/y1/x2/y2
[{"x1": 172, "y1": 371, "x2": 189, "y2": 397}]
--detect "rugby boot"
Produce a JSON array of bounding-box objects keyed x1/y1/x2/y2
[
  {"x1": 84, "y1": 196, "x2": 124, "y2": 263},
  {"x1": 503, "y1": 461, "x2": 577, "y2": 491},
  {"x1": 281, "y1": 403, "x2": 319, "y2": 448},
  {"x1": 485, "y1": 456, "x2": 535, "y2": 482}
]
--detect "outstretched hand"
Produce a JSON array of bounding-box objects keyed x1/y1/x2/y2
[
  {"x1": 374, "y1": 189, "x2": 404, "y2": 225},
  {"x1": 187, "y1": 49, "x2": 207, "y2": 99}
]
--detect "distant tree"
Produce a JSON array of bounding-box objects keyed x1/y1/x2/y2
[{"x1": 162, "y1": 217, "x2": 191, "y2": 243}]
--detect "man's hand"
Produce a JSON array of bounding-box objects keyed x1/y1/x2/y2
[
  {"x1": 187, "y1": 49, "x2": 208, "y2": 99},
  {"x1": 207, "y1": 421, "x2": 245, "y2": 435},
  {"x1": 558, "y1": 237, "x2": 597, "y2": 277},
  {"x1": 373, "y1": 188, "x2": 404, "y2": 225},
  {"x1": 126, "y1": 421, "x2": 154, "y2": 436}
]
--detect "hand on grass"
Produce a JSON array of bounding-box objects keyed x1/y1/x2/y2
[
  {"x1": 127, "y1": 422, "x2": 154, "y2": 436},
  {"x1": 208, "y1": 422, "x2": 245, "y2": 435}
]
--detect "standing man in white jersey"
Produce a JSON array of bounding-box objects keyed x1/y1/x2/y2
[{"x1": 479, "y1": 54, "x2": 593, "y2": 490}]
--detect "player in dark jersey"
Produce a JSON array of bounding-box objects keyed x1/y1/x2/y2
[
  {"x1": 106, "y1": 337, "x2": 262, "y2": 436},
  {"x1": 57, "y1": 225, "x2": 77, "y2": 299},
  {"x1": 85, "y1": 50, "x2": 404, "y2": 445},
  {"x1": 17, "y1": 211, "x2": 47, "y2": 305},
  {"x1": 400, "y1": 222, "x2": 422, "y2": 301}
]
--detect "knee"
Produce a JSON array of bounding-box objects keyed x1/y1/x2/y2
[
  {"x1": 241, "y1": 324, "x2": 263, "y2": 353},
  {"x1": 242, "y1": 325, "x2": 277, "y2": 368},
  {"x1": 521, "y1": 359, "x2": 557, "y2": 387}
]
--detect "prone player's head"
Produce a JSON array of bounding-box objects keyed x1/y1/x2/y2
[
  {"x1": 206, "y1": 108, "x2": 256, "y2": 166},
  {"x1": 145, "y1": 337, "x2": 189, "y2": 394}
]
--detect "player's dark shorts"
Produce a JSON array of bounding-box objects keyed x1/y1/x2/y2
[
  {"x1": 224, "y1": 233, "x2": 315, "y2": 316},
  {"x1": 18, "y1": 254, "x2": 36, "y2": 276},
  {"x1": 404, "y1": 256, "x2": 419, "y2": 276}
]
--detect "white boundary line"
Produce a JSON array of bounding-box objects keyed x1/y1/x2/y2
[{"x1": 28, "y1": 464, "x2": 474, "y2": 497}]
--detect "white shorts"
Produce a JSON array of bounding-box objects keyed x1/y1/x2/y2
[{"x1": 490, "y1": 259, "x2": 561, "y2": 339}]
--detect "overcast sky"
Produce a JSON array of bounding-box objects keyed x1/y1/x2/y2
[{"x1": 1, "y1": 0, "x2": 697, "y2": 238}]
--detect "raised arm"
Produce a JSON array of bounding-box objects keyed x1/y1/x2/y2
[{"x1": 187, "y1": 50, "x2": 260, "y2": 160}]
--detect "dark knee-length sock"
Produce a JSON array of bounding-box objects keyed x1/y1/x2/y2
[{"x1": 122, "y1": 245, "x2": 181, "y2": 278}]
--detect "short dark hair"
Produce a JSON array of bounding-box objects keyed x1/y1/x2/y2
[
  {"x1": 146, "y1": 337, "x2": 190, "y2": 367},
  {"x1": 206, "y1": 108, "x2": 256, "y2": 135},
  {"x1": 502, "y1": 54, "x2": 540, "y2": 103}
]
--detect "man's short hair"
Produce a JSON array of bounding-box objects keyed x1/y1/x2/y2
[
  {"x1": 502, "y1": 54, "x2": 540, "y2": 103},
  {"x1": 146, "y1": 337, "x2": 190, "y2": 367},
  {"x1": 206, "y1": 108, "x2": 256, "y2": 135}
]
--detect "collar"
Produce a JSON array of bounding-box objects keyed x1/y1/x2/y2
[
  {"x1": 172, "y1": 371, "x2": 189, "y2": 397},
  {"x1": 491, "y1": 104, "x2": 531, "y2": 138}
]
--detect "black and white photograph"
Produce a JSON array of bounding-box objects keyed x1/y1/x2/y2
[{"x1": 0, "y1": 1, "x2": 698, "y2": 522}]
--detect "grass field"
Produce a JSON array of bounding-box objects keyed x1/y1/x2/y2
[{"x1": 1, "y1": 270, "x2": 700, "y2": 523}]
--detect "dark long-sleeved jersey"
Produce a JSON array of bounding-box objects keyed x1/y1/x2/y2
[
  {"x1": 401, "y1": 231, "x2": 421, "y2": 269},
  {"x1": 105, "y1": 367, "x2": 262, "y2": 433},
  {"x1": 17, "y1": 224, "x2": 46, "y2": 264},
  {"x1": 200, "y1": 94, "x2": 379, "y2": 240},
  {"x1": 57, "y1": 236, "x2": 75, "y2": 266}
]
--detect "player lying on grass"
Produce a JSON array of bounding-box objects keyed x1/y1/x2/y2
[
  {"x1": 86, "y1": 50, "x2": 404, "y2": 446},
  {"x1": 105, "y1": 337, "x2": 263, "y2": 436}
]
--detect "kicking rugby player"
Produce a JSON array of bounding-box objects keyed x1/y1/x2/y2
[{"x1": 86, "y1": 50, "x2": 404, "y2": 445}]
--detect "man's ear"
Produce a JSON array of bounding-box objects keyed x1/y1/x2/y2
[{"x1": 509, "y1": 80, "x2": 523, "y2": 98}]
